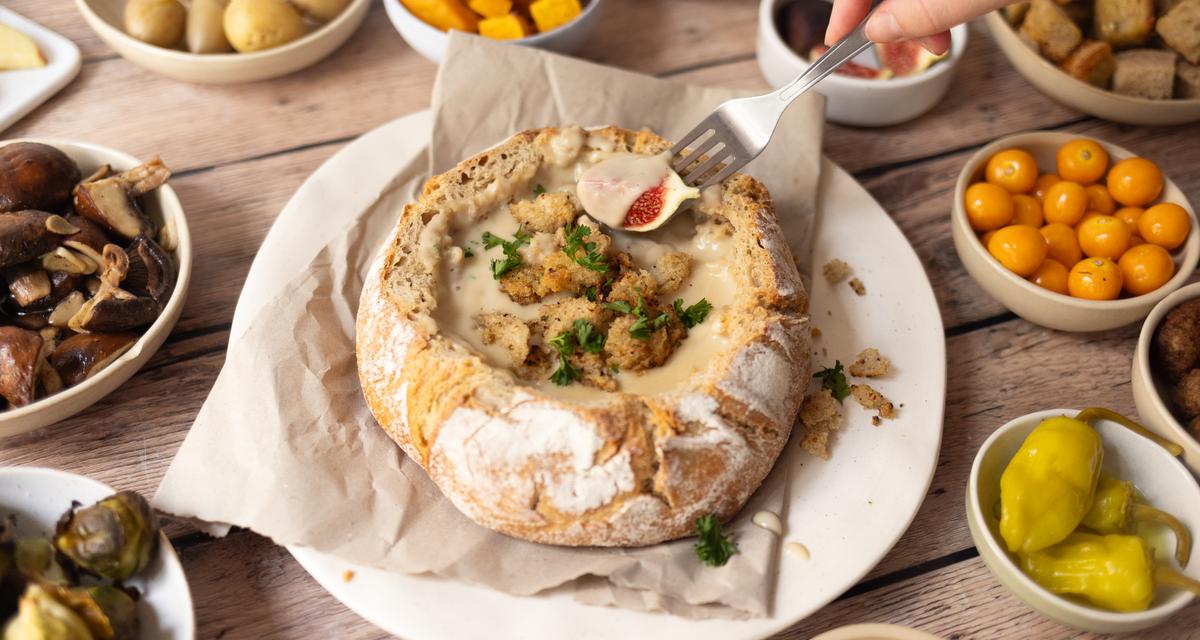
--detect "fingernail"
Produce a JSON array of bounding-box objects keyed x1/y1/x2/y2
[
  {"x1": 919, "y1": 36, "x2": 948, "y2": 55},
  {"x1": 865, "y1": 10, "x2": 901, "y2": 42}
]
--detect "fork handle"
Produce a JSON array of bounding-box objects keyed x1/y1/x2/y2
[{"x1": 775, "y1": 0, "x2": 888, "y2": 104}]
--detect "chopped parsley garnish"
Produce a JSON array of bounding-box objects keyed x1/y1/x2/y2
[
  {"x1": 562, "y1": 223, "x2": 608, "y2": 273},
  {"x1": 533, "y1": 184, "x2": 547, "y2": 196},
  {"x1": 813, "y1": 361, "x2": 851, "y2": 404},
  {"x1": 603, "y1": 300, "x2": 634, "y2": 315},
  {"x1": 584, "y1": 286, "x2": 598, "y2": 302},
  {"x1": 673, "y1": 298, "x2": 712, "y2": 329},
  {"x1": 463, "y1": 248, "x2": 474, "y2": 258},
  {"x1": 481, "y1": 229, "x2": 530, "y2": 280},
  {"x1": 693, "y1": 514, "x2": 737, "y2": 567},
  {"x1": 606, "y1": 297, "x2": 669, "y2": 341},
  {"x1": 547, "y1": 319, "x2": 606, "y2": 386}
]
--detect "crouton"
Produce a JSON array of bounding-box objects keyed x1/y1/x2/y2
[
  {"x1": 538, "y1": 251, "x2": 606, "y2": 296},
  {"x1": 499, "y1": 264, "x2": 543, "y2": 304},
  {"x1": 605, "y1": 306, "x2": 685, "y2": 372},
  {"x1": 654, "y1": 251, "x2": 692, "y2": 294},
  {"x1": 1095, "y1": 0, "x2": 1156, "y2": 47},
  {"x1": 1062, "y1": 40, "x2": 1117, "y2": 87},
  {"x1": 1178, "y1": 60, "x2": 1200, "y2": 98},
  {"x1": 1062, "y1": 1, "x2": 1094, "y2": 23},
  {"x1": 510, "y1": 191, "x2": 580, "y2": 233},
  {"x1": 849, "y1": 348, "x2": 891, "y2": 378},
  {"x1": 1022, "y1": 0, "x2": 1084, "y2": 62},
  {"x1": 1113, "y1": 49, "x2": 1178, "y2": 98},
  {"x1": 608, "y1": 269, "x2": 658, "y2": 306},
  {"x1": 851, "y1": 383, "x2": 897, "y2": 419},
  {"x1": 822, "y1": 258, "x2": 851, "y2": 284},
  {"x1": 798, "y1": 389, "x2": 843, "y2": 459},
  {"x1": 477, "y1": 313, "x2": 531, "y2": 366},
  {"x1": 1005, "y1": 1, "x2": 1031, "y2": 24},
  {"x1": 1157, "y1": 0, "x2": 1200, "y2": 64},
  {"x1": 849, "y1": 278, "x2": 867, "y2": 296},
  {"x1": 577, "y1": 351, "x2": 618, "y2": 391},
  {"x1": 539, "y1": 297, "x2": 606, "y2": 340}
]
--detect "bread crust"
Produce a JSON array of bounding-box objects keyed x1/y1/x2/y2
[{"x1": 356, "y1": 126, "x2": 811, "y2": 546}]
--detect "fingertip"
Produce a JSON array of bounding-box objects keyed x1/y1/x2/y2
[{"x1": 918, "y1": 31, "x2": 952, "y2": 55}]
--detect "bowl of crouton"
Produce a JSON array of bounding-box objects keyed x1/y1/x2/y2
[{"x1": 987, "y1": 0, "x2": 1200, "y2": 126}]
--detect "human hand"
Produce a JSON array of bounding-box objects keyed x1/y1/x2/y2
[{"x1": 826, "y1": 0, "x2": 1015, "y2": 54}]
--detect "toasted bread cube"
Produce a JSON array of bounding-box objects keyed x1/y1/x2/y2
[
  {"x1": 851, "y1": 383, "x2": 897, "y2": 419},
  {"x1": 1095, "y1": 0, "x2": 1156, "y2": 48},
  {"x1": 654, "y1": 251, "x2": 692, "y2": 294},
  {"x1": 849, "y1": 348, "x2": 891, "y2": 378},
  {"x1": 1062, "y1": 39, "x2": 1117, "y2": 87},
  {"x1": 1157, "y1": 0, "x2": 1200, "y2": 64},
  {"x1": 401, "y1": 0, "x2": 479, "y2": 32},
  {"x1": 509, "y1": 192, "x2": 578, "y2": 232},
  {"x1": 1178, "y1": 60, "x2": 1200, "y2": 98},
  {"x1": 1113, "y1": 49, "x2": 1178, "y2": 98},
  {"x1": 1004, "y1": 1, "x2": 1031, "y2": 24},
  {"x1": 1021, "y1": 0, "x2": 1083, "y2": 62},
  {"x1": 468, "y1": 0, "x2": 513, "y2": 17},
  {"x1": 479, "y1": 13, "x2": 532, "y2": 39},
  {"x1": 477, "y1": 313, "x2": 531, "y2": 366},
  {"x1": 529, "y1": 0, "x2": 582, "y2": 32},
  {"x1": 1061, "y1": 1, "x2": 1095, "y2": 23}
]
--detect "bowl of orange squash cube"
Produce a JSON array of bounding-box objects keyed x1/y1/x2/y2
[
  {"x1": 385, "y1": 0, "x2": 605, "y2": 62},
  {"x1": 952, "y1": 132, "x2": 1199, "y2": 333}
]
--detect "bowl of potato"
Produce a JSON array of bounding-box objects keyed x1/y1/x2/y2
[{"x1": 75, "y1": 0, "x2": 371, "y2": 83}]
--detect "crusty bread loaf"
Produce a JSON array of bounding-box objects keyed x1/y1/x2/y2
[{"x1": 356, "y1": 126, "x2": 811, "y2": 547}]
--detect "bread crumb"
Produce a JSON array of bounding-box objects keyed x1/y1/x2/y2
[
  {"x1": 342, "y1": 570, "x2": 355, "y2": 583},
  {"x1": 849, "y1": 347, "x2": 890, "y2": 378},
  {"x1": 848, "y1": 278, "x2": 866, "y2": 296},
  {"x1": 654, "y1": 251, "x2": 692, "y2": 294},
  {"x1": 823, "y1": 259, "x2": 851, "y2": 284},
  {"x1": 851, "y1": 383, "x2": 896, "y2": 419},
  {"x1": 871, "y1": 415, "x2": 882, "y2": 427},
  {"x1": 811, "y1": 327, "x2": 822, "y2": 338},
  {"x1": 510, "y1": 192, "x2": 579, "y2": 233},
  {"x1": 799, "y1": 388, "x2": 843, "y2": 459},
  {"x1": 477, "y1": 312, "x2": 532, "y2": 366}
]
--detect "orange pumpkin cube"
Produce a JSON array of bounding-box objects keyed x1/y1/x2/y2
[
  {"x1": 529, "y1": 0, "x2": 582, "y2": 32},
  {"x1": 469, "y1": 0, "x2": 513, "y2": 18},
  {"x1": 479, "y1": 13, "x2": 532, "y2": 39},
  {"x1": 401, "y1": 0, "x2": 479, "y2": 32}
]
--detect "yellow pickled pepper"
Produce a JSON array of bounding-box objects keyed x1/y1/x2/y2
[
  {"x1": 1000, "y1": 416, "x2": 1104, "y2": 553},
  {"x1": 1081, "y1": 473, "x2": 1193, "y2": 567}
]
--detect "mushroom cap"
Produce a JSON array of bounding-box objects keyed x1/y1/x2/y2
[
  {"x1": 0, "y1": 211, "x2": 62, "y2": 269},
  {"x1": 0, "y1": 325, "x2": 43, "y2": 407},
  {"x1": 50, "y1": 332, "x2": 137, "y2": 387},
  {"x1": 0, "y1": 143, "x2": 82, "y2": 214}
]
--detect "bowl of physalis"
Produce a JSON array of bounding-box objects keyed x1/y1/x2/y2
[
  {"x1": 952, "y1": 132, "x2": 1199, "y2": 332},
  {"x1": 968, "y1": 408, "x2": 1200, "y2": 633},
  {"x1": 384, "y1": 0, "x2": 606, "y2": 63}
]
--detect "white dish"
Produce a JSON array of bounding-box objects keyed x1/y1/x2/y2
[
  {"x1": 812, "y1": 624, "x2": 945, "y2": 640},
  {"x1": 0, "y1": 8, "x2": 82, "y2": 132},
  {"x1": 231, "y1": 110, "x2": 946, "y2": 638},
  {"x1": 0, "y1": 139, "x2": 193, "y2": 439},
  {"x1": 1133, "y1": 283, "x2": 1200, "y2": 476},
  {"x1": 967, "y1": 409, "x2": 1200, "y2": 634},
  {"x1": 382, "y1": 0, "x2": 606, "y2": 64},
  {"x1": 756, "y1": 0, "x2": 967, "y2": 127},
  {"x1": 0, "y1": 466, "x2": 195, "y2": 639}
]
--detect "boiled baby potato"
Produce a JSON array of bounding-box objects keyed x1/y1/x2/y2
[
  {"x1": 224, "y1": 0, "x2": 307, "y2": 53},
  {"x1": 124, "y1": 0, "x2": 186, "y2": 48},
  {"x1": 187, "y1": 0, "x2": 233, "y2": 53},
  {"x1": 288, "y1": 0, "x2": 352, "y2": 22}
]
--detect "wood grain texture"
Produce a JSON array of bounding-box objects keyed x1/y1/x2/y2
[{"x1": 4, "y1": 0, "x2": 1200, "y2": 637}]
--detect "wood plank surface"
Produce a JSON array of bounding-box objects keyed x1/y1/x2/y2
[{"x1": 3, "y1": 0, "x2": 1199, "y2": 638}]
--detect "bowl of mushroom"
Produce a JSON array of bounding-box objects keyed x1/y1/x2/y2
[{"x1": 0, "y1": 139, "x2": 191, "y2": 438}]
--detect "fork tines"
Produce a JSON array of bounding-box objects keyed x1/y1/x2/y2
[{"x1": 670, "y1": 118, "x2": 747, "y2": 191}]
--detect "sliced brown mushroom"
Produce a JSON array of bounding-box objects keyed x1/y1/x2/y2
[
  {"x1": 72, "y1": 157, "x2": 170, "y2": 241},
  {"x1": 68, "y1": 245, "x2": 160, "y2": 333},
  {"x1": 48, "y1": 271, "x2": 82, "y2": 301},
  {"x1": 41, "y1": 247, "x2": 97, "y2": 276},
  {"x1": 47, "y1": 291, "x2": 85, "y2": 328},
  {"x1": 124, "y1": 235, "x2": 175, "y2": 304},
  {"x1": 50, "y1": 332, "x2": 137, "y2": 387},
  {"x1": 44, "y1": 214, "x2": 79, "y2": 236},
  {"x1": 4, "y1": 264, "x2": 51, "y2": 308},
  {"x1": 0, "y1": 143, "x2": 82, "y2": 213},
  {"x1": 6, "y1": 309, "x2": 50, "y2": 331},
  {"x1": 36, "y1": 327, "x2": 62, "y2": 396},
  {"x1": 0, "y1": 210, "x2": 60, "y2": 269},
  {"x1": 0, "y1": 325, "x2": 44, "y2": 406},
  {"x1": 62, "y1": 215, "x2": 109, "y2": 253}
]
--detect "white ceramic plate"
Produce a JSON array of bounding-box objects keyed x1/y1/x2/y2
[
  {"x1": 0, "y1": 466, "x2": 195, "y2": 639},
  {"x1": 0, "y1": 8, "x2": 81, "y2": 132},
  {"x1": 233, "y1": 112, "x2": 946, "y2": 639}
]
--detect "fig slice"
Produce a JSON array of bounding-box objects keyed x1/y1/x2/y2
[
  {"x1": 875, "y1": 41, "x2": 945, "y2": 77},
  {"x1": 622, "y1": 171, "x2": 701, "y2": 232},
  {"x1": 576, "y1": 153, "x2": 699, "y2": 233}
]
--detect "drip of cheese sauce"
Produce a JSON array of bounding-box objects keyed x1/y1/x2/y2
[{"x1": 752, "y1": 511, "x2": 783, "y2": 536}]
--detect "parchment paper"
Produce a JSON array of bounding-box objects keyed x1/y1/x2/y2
[{"x1": 156, "y1": 34, "x2": 824, "y2": 620}]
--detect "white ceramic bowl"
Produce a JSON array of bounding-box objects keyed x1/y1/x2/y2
[
  {"x1": 967, "y1": 408, "x2": 1200, "y2": 634},
  {"x1": 383, "y1": 0, "x2": 606, "y2": 64},
  {"x1": 0, "y1": 466, "x2": 195, "y2": 639},
  {"x1": 1133, "y1": 283, "x2": 1200, "y2": 477},
  {"x1": 986, "y1": 12, "x2": 1200, "y2": 127},
  {"x1": 75, "y1": 0, "x2": 370, "y2": 84},
  {"x1": 811, "y1": 624, "x2": 945, "y2": 640},
  {"x1": 0, "y1": 139, "x2": 192, "y2": 439},
  {"x1": 952, "y1": 131, "x2": 1199, "y2": 332},
  {"x1": 756, "y1": 0, "x2": 968, "y2": 127}
]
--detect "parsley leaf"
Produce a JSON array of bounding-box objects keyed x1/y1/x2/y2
[
  {"x1": 607, "y1": 297, "x2": 669, "y2": 340},
  {"x1": 463, "y1": 248, "x2": 474, "y2": 258},
  {"x1": 674, "y1": 298, "x2": 713, "y2": 329},
  {"x1": 533, "y1": 184, "x2": 547, "y2": 196},
  {"x1": 481, "y1": 229, "x2": 530, "y2": 280},
  {"x1": 584, "y1": 286, "x2": 598, "y2": 302},
  {"x1": 573, "y1": 319, "x2": 605, "y2": 354},
  {"x1": 604, "y1": 300, "x2": 634, "y2": 315},
  {"x1": 628, "y1": 315, "x2": 651, "y2": 340},
  {"x1": 547, "y1": 319, "x2": 605, "y2": 386},
  {"x1": 693, "y1": 514, "x2": 737, "y2": 567},
  {"x1": 562, "y1": 223, "x2": 608, "y2": 273},
  {"x1": 813, "y1": 361, "x2": 851, "y2": 404},
  {"x1": 549, "y1": 354, "x2": 580, "y2": 386}
]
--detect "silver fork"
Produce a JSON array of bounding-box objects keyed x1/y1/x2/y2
[{"x1": 671, "y1": 0, "x2": 886, "y2": 189}]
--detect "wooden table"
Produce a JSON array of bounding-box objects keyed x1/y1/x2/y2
[{"x1": 3, "y1": 1, "x2": 1199, "y2": 637}]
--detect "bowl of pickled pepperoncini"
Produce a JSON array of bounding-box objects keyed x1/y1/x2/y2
[{"x1": 968, "y1": 408, "x2": 1200, "y2": 633}]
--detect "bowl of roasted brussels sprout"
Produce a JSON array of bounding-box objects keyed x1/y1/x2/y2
[
  {"x1": 74, "y1": 0, "x2": 371, "y2": 83},
  {"x1": 0, "y1": 139, "x2": 192, "y2": 439},
  {"x1": 0, "y1": 466, "x2": 194, "y2": 639}
]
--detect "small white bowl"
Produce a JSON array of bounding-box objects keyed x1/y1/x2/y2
[
  {"x1": 756, "y1": 0, "x2": 968, "y2": 127},
  {"x1": 967, "y1": 408, "x2": 1200, "y2": 634},
  {"x1": 952, "y1": 131, "x2": 1199, "y2": 332},
  {"x1": 75, "y1": 0, "x2": 370, "y2": 84},
  {"x1": 0, "y1": 139, "x2": 192, "y2": 439},
  {"x1": 383, "y1": 0, "x2": 606, "y2": 64},
  {"x1": 0, "y1": 466, "x2": 195, "y2": 639},
  {"x1": 1133, "y1": 283, "x2": 1200, "y2": 476},
  {"x1": 811, "y1": 624, "x2": 945, "y2": 640}
]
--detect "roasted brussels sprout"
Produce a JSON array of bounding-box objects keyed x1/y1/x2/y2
[
  {"x1": 2, "y1": 584, "x2": 93, "y2": 640},
  {"x1": 53, "y1": 492, "x2": 158, "y2": 581},
  {"x1": 0, "y1": 517, "x2": 19, "y2": 622},
  {"x1": 11, "y1": 539, "x2": 66, "y2": 587},
  {"x1": 40, "y1": 585, "x2": 138, "y2": 640}
]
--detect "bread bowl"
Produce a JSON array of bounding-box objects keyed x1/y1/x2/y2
[{"x1": 356, "y1": 125, "x2": 811, "y2": 546}]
